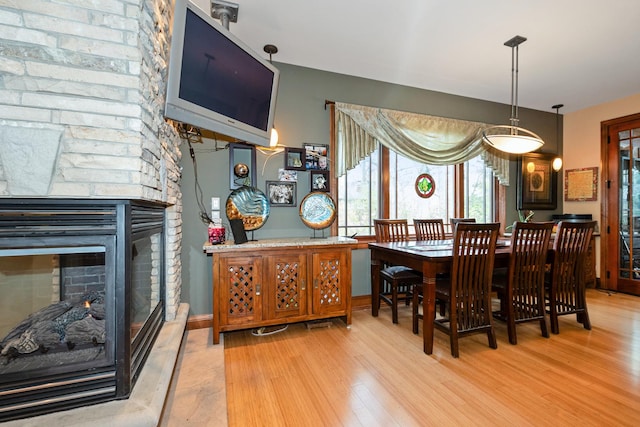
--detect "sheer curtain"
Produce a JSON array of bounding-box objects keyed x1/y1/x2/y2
[{"x1": 334, "y1": 102, "x2": 510, "y2": 185}]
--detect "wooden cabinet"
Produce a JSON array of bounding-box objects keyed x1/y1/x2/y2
[{"x1": 206, "y1": 237, "x2": 357, "y2": 344}]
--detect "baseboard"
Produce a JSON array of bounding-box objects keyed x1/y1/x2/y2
[
  {"x1": 351, "y1": 295, "x2": 371, "y2": 310},
  {"x1": 187, "y1": 314, "x2": 212, "y2": 330}
]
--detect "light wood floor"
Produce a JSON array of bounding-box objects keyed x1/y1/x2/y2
[{"x1": 161, "y1": 289, "x2": 640, "y2": 426}]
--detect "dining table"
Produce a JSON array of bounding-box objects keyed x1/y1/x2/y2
[{"x1": 369, "y1": 238, "x2": 513, "y2": 355}]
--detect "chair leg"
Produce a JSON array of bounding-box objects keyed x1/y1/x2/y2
[
  {"x1": 580, "y1": 309, "x2": 591, "y2": 330},
  {"x1": 391, "y1": 284, "x2": 399, "y2": 324},
  {"x1": 507, "y1": 316, "x2": 517, "y2": 345},
  {"x1": 412, "y1": 285, "x2": 421, "y2": 334},
  {"x1": 487, "y1": 307, "x2": 498, "y2": 349},
  {"x1": 539, "y1": 317, "x2": 549, "y2": 338},
  {"x1": 487, "y1": 326, "x2": 497, "y2": 350},
  {"x1": 438, "y1": 300, "x2": 446, "y2": 316},
  {"x1": 550, "y1": 312, "x2": 559, "y2": 334},
  {"x1": 548, "y1": 294, "x2": 560, "y2": 334},
  {"x1": 450, "y1": 329, "x2": 459, "y2": 358},
  {"x1": 537, "y1": 297, "x2": 549, "y2": 338},
  {"x1": 577, "y1": 288, "x2": 592, "y2": 330},
  {"x1": 506, "y1": 297, "x2": 517, "y2": 345}
]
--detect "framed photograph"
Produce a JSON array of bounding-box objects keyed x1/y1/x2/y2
[
  {"x1": 278, "y1": 168, "x2": 297, "y2": 182},
  {"x1": 517, "y1": 153, "x2": 558, "y2": 210},
  {"x1": 266, "y1": 180, "x2": 296, "y2": 207},
  {"x1": 564, "y1": 167, "x2": 598, "y2": 201},
  {"x1": 304, "y1": 143, "x2": 329, "y2": 170},
  {"x1": 310, "y1": 170, "x2": 330, "y2": 192},
  {"x1": 229, "y1": 142, "x2": 256, "y2": 190},
  {"x1": 284, "y1": 147, "x2": 306, "y2": 171}
]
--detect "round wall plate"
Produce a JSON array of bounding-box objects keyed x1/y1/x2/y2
[
  {"x1": 226, "y1": 186, "x2": 270, "y2": 231},
  {"x1": 299, "y1": 192, "x2": 336, "y2": 230}
]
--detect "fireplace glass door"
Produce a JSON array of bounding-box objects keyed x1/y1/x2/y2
[{"x1": 0, "y1": 237, "x2": 115, "y2": 383}]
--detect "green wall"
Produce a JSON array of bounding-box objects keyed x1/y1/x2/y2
[{"x1": 179, "y1": 62, "x2": 563, "y2": 316}]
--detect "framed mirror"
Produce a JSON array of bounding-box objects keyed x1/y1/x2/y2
[{"x1": 229, "y1": 143, "x2": 256, "y2": 190}]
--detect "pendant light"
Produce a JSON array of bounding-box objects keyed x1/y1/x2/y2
[
  {"x1": 264, "y1": 44, "x2": 279, "y2": 148},
  {"x1": 483, "y1": 35, "x2": 544, "y2": 154},
  {"x1": 552, "y1": 104, "x2": 563, "y2": 171}
]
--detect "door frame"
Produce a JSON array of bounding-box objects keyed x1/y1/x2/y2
[{"x1": 600, "y1": 112, "x2": 640, "y2": 290}]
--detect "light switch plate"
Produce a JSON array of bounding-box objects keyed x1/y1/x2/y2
[{"x1": 211, "y1": 197, "x2": 220, "y2": 210}]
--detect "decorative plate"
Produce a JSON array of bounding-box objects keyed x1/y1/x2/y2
[
  {"x1": 225, "y1": 186, "x2": 270, "y2": 231},
  {"x1": 299, "y1": 192, "x2": 337, "y2": 230}
]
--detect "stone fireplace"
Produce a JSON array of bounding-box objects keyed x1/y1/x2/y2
[{"x1": 0, "y1": 0, "x2": 184, "y2": 422}]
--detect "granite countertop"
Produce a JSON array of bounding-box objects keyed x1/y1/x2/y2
[{"x1": 203, "y1": 236, "x2": 358, "y2": 253}]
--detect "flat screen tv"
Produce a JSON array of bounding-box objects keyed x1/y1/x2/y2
[{"x1": 165, "y1": 0, "x2": 279, "y2": 147}]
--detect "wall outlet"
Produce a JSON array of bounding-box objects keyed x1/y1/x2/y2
[{"x1": 211, "y1": 197, "x2": 220, "y2": 210}]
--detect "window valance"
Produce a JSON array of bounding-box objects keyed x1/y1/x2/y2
[{"x1": 334, "y1": 102, "x2": 510, "y2": 185}]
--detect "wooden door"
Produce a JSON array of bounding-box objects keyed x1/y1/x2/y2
[
  {"x1": 264, "y1": 252, "x2": 307, "y2": 319},
  {"x1": 311, "y1": 249, "x2": 349, "y2": 315},
  {"x1": 603, "y1": 113, "x2": 640, "y2": 295},
  {"x1": 219, "y1": 255, "x2": 263, "y2": 326}
]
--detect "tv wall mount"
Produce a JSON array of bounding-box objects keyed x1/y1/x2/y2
[{"x1": 211, "y1": 1, "x2": 238, "y2": 29}]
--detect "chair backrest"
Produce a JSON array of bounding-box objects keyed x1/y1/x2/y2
[
  {"x1": 550, "y1": 220, "x2": 596, "y2": 298},
  {"x1": 449, "y1": 218, "x2": 476, "y2": 233},
  {"x1": 413, "y1": 219, "x2": 445, "y2": 240},
  {"x1": 450, "y1": 222, "x2": 500, "y2": 330},
  {"x1": 374, "y1": 219, "x2": 410, "y2": 243},
  {"x1": 450, "y1": 218, "x2": 476, "y2": 225},
  {"x1": 507, "y1": 221, "x2": 554, "y2": 318}
]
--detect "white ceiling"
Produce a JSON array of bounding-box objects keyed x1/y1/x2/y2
[{"x1": 194, "y1": 0, "x2": 640, "y2": 114}]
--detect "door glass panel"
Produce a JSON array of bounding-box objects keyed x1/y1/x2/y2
[{"x1": 619, "y1": 128, "x2": 640, "y2": 279}]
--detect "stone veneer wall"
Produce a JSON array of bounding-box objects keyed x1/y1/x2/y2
[{"x1": 0, "y1": 0, "x2": 183, "y2": 320}]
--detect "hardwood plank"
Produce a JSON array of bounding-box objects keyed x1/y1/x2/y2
[{"x1": 222, "y1": 289, "x2": 640, "y2": 426}]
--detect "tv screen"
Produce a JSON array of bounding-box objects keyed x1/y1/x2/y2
[{"x1": 165, "y1": 0, "x2": 279, "y2": 146}]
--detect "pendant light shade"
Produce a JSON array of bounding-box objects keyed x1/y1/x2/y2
[
  {"x1": 483, "y1": 35, "x2": 544, "y2": 154},
  {"x1": 483, "y1": 125, "x2": 544, "y2": 154}
]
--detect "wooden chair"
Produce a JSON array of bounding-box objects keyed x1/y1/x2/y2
[
  {"x1": 545, "y1": 221, "x2": 596, "y2": 334},
  {"x1": 413, "y1": 219, "x2": 445, "y2": 240},
  {"x1": 427, "y1": 222, "x2": 500, "y2": 357},
  {"x1": 411, "y1": 219, "x2": 445, "y2": 331},
  {"x1": 492, "y1": 221, "x2": 554, "y2": 344},
  {"x1": 373, "y1": 219, "x2": 423, "y2": 324}
]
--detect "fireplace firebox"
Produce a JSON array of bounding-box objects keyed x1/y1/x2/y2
[{"x1": 0, "y1": 199, "x2": 166, "y2": 422}]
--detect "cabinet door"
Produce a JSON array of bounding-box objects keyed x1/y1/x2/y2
[
  {"x1": 219, "y1": 255, "x2": 263, "y2": 326},
  {"x1": 264, "y1": 252, "x2": 307, "y2": 319},
  {"x1": 311, "y1": 250, "x2": 348, "y2": 315}
]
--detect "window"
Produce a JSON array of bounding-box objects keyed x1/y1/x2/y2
[
  {"x1": 337, "y1": 147, "x2": 380, "y2": 237},
  {"x1": 337, "y1": 144, "x2": 497, "y2": 237}
]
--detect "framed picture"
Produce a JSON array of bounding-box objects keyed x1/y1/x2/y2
[
  {"x1": 284, "y1": 147, "x2": 306, "y2": 171},
  {"x1": 310, "y1": 170, "x2": 330, "y2": 192},
  {"x1": 266, "y1": 180, "x2": 296, "y2": 206},
  {"x1": 229, "y1": 142, "x2": 256, "y2": 190},
  {"x1": 278, "y1": 168, "x2": 297, "y2": 182},
  {"x1": 564, "y1": 167, "x2": 598, "y2": 201},
  {"x1": 517, "y1": 153, "x2": 558, "y2": 210},
  {"x1": 304, "y1": 143, "x2": 329, "y2": 170}
]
